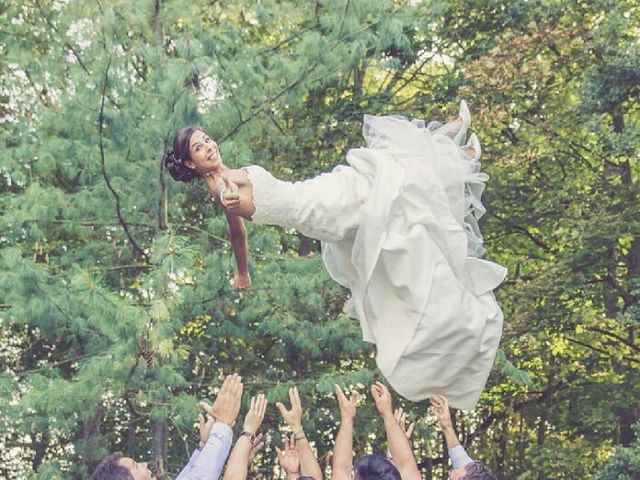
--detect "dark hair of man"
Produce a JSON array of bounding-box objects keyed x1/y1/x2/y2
[
  {"x1": 461, "y1": 461, "x2": 497, "y2": 480},
  {"x1": 354, "y1": 453, "x2": 401, "y2": 480},
  {"x1": 90, "y1": 452, "x2": 134, "y2": 480}
]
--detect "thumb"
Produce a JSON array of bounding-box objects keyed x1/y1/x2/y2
[
  {"x1": 275, "y1": 402, "x2": 288, "y2": 416},
  {"x1": 276, "y1": 447, "x2": 283, "y2": 463},
  {"x1": 198, "y1": 414, "x2": 205, "y2": 428},
  {"x1": 222, "y1": 175, "x2": 232, "y2": 188},
  {"x1": 199, "y1": 401, "x2": 213, "y2": 415}
]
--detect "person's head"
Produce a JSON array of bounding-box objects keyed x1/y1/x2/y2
[
  {"x1": 354, "y1": 453, "x2": 401, "y2": 480},
  {"x1": 449, "y1": 461, "x2": 496, "y2": 480},
  {"x1": 164, "y1": 127, "x2": 222, "y2": 183},
  {"x1": 90, "y1": 452, "x2": 155, "y2": 480}
]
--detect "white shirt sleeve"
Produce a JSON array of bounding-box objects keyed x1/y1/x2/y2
[
  {"x1": 176, "y1": 422, "x2": 233, "y2": 480},
  {"x1": 449, "y1": 445, "x2": 474, "y2": 469}
]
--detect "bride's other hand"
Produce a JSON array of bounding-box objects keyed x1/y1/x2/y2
[{"x1": 233, "y1": 273, "x2": 251, "y2": 289}]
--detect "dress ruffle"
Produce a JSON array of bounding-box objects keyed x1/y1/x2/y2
[{"x1": 362, "y1": 101, "x2": 488, "y2": 257}]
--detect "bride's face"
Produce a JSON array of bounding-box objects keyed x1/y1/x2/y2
[{"x1": 186, "y1": 129, "x2": 222, "y2": 174}]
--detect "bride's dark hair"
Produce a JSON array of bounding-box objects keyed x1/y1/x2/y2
[{"x1": 164, "y1": 126, "x2": 203, "y2": 184}]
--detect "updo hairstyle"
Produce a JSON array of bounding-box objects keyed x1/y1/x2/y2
[{"x1": 164, "y1": 126, "x2": 203, "y2": 184}]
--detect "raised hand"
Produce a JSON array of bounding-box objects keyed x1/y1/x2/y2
[
  {"x1": 221, "y1": 175, "x2": 241, "y2": 211},
  {"x1": 430, "y1": 394, "x2": 454, "y2": 432},
  {"x1": 275, "y1": 386, "x2": 323, "y2": 479},
  {"x1": 375, "y1": 384, "x2": 421, "y2": 480},
  {"x1": 276, "y1": 435, "x2": 301, "y2": 477},
  {"x1": 394, "y1": 407, "x2": 415, "y2": 441},
  {"x1": 332, "y1": 384, "x2": 356, "y2": 480},
  {"x1": 200, "y1": 373, "x2": 243, "y2": 427},
  {"x1": 247, "y1": 433, "x2": 264, "y2": 467},
  {"x1": 276, "y1": 386, "x2": 303, "y2": 430},
  {"x1": 243, "y1": 394, "x2": 268, "y2": 434},
  {"x1": 371, "y1": 381, "x2": 394, "y2": 418},
  {"x1": 334, "y1": 384, "x2": 357, "y2": 421},
  {"x1": 197, "y1": 413, "x2": 216, "y2": 449}
]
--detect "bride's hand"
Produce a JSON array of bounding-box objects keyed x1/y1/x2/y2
[
  {"x1": 221, "y1": 175, "x2": 241, "y2": 212},
  {"x1": 233, "y1": 273, "x2": 252, "y2": 289}
]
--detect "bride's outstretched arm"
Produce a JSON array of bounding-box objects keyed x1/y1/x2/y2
[{"x1": 225, "y1": 211, "x2": 251, "y2": 289}]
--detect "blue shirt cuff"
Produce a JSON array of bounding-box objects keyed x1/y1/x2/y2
[
  {"x1": 209, "y1": 422, "x2": 233, "y2": 443},
  {"x1": 449, "y1": 445, "x2": 473, "y2": 469}
]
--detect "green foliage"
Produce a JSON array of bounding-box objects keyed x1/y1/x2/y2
[{"x1": 594, "y1": 423, "x2": 640, "y2": 480}]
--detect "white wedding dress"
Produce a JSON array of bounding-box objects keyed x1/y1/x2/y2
[{"x1": 245, "y1": 101, "x2": 507, "y2": 410}]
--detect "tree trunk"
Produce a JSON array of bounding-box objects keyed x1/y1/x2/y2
[
  {"x1": 126, "y1": 414, "x2": 137, "y2": 453},
  {"x1": 608, "y1": 109, "x2": 639, "y2": 446},
  {"x1": 153, "y1": 416, "x2": 168, "y2": 480},
  {"x1": 496, "y1": 412, "x2": 509, "y2": 479},
  {"x1": 154, "y1": 0, "x2": 168, "y2": 231},
  {"x1": 297, "y1": 233, "x2": 313, "y2": 256},
  {"x1": 537, "y1": 366, "x2": 555, "y2": 447},
  {"x1": 31, "y1": 428, "x2": 49, "y2": 472},
  {"x1": 353, "y1": 63, "x2": 365, "y2": 98},
  {"x1": 82, "y1": 407, "x2": 103, "y2": 472}
]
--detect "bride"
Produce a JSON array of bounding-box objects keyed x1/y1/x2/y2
[{"x1": 164, "y1": 101, "x2": 507, "y2": 410}]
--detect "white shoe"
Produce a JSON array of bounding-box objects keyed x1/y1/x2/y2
[
  {"x1": 466, "y1": 133, "x2": 481, "y2": 162},
  {"x1": 459, "y1": 100, "x2": 471, "y2": 129},
  {"x1": 454, "y1": 100, "x2": 471, "y2": 145}
]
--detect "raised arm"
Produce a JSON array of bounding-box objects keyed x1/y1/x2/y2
[
  {"x1": 371, "y1": 382, "x2": 420, "y2": 480},
  {"x1": 222, "y1": 394, "x2": 267, "y2": 480},
  {"x1": 430, "y1": 395, "x2": 473, "y2": 469},
  {"x1": 276, "y1": 435, "x2": 302, "y2": 480},
  {"x1": 331, "y1": 384, "x2": 357, "y2": 480},
  {"x1": 177, "y1": 374, "x2": 243, "y2": 480},
  {"x1": 224, "y1": 211, "x2": 251, "y2": 289},
  {"x1": 430, "y1": 395, "x2": 460, "y2": 450},
  {"x1": 386, "y1": 407, "x2": 415, "y2": 462},
  {"x1": 276, "y1": 387, "x2": 323, "y2": 480}
]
